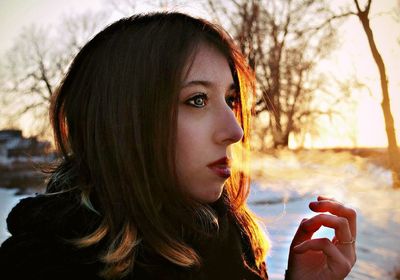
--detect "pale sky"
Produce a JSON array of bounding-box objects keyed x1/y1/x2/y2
[
  {"x1": 0, "y1": 0, "x2": 104, "y2": 55},
  {"x1": 0, "y1": 0, "x2": 399, "y2": 148},
  {"x1": 0, "y1": 0, "x2": 208, "y2": 55}
]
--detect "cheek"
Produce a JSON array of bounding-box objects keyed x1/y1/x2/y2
[
  {"x1": 176, "y1": 114, "x2": 209, "y2": 162},
  {"x1": 175, "y1": 114, "x2": 225, "y2": 203},
  {"x1": 176, "y1": 122, "x2": 202, "y2": 174},
  {"x1": 175, "y1": 115, "x2": 209, "y2": 185}
]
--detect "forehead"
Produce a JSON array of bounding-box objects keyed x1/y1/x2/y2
[{"x1": 183, "y1": 42, "x2": 233, "y2": 83}]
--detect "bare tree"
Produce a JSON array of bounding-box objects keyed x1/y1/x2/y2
[
  {"x1": 207, "y1": 0, "x2": 351, "y2": 149},
  {"x1": 351, "y1": 0, "x2": 400, "y2": 187},
  {"x1": 0, "y1": 11, "x2": 108, "y2": 138},
  {"x1": 106, "y1": 0, "x2": 182, "y2": 17},
  {"x1": 107, "y1": 0, "x2": 138, "y2": 15},
  {"x1": 1, "y1": 26, "x2": 58, "y2": 137}
]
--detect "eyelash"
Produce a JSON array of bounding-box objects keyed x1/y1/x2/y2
[
  {"x1": 226, "y1": 93, "x2": 240, "y2": 110},
  {"x1": 185, "y1": 92, "x2": 240, "y2": 109}
]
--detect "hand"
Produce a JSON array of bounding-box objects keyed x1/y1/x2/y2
[{"x1": 286, "y1": 196, "x2": 357, "y2": 280}]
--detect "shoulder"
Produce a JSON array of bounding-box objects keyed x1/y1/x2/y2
[
  {"x1": 0, "y1": 231, "x2": 100, "y2": 279},
  {"x1": 0, "y1": 191, "x2": 103, "y2": 279}
]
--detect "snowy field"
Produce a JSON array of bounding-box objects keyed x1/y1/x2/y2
[
  {"x1": 1, "y1": 150, "x2": 400, "y2": 279},
  {"x1": 248, "y1": 150, "x2": 400, "y2": 279}
]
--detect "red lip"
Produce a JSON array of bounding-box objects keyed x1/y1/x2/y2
[
  {"x1": 207, "y1": 157, "x2": 231, "y2": 179},
  {"x1": 207, "y1": 157, "x2": 230, "y2": 167}
]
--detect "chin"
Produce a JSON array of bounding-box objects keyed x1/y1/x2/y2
[{"x1": 199, "y1": 188, "x2": 224, "y2": 204}]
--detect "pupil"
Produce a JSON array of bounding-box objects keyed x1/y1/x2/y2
[{"x1": 195, "y1": 98, "x2": 203, "y2": 105}]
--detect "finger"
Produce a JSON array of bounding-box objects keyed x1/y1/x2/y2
[
  {"x1": 301, "y1": 214, "x2": 353, "y2": 256},
  {"x1": 289, "y1": 218, "x2": 314, "y2": 248},
  {"x1": 293, "y1": 238, "x2": 353, "y2": 278},
  {"x1": 309, "y1": 200, "x2": 357, "y2": 238}
]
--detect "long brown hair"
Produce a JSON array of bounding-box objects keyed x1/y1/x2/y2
[{"x1": 49, "y1": 12, "x2": 268, "y2": 279}]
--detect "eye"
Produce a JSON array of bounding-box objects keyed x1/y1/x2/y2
[
  {"x1": 226, "y1": 92, "x2": 240, "y2": 110},
  {"x1": 186, "y1": 93, "x2": 208, "y2": 108}
]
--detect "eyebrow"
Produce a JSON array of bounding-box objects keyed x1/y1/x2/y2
[{"x1": 181, "y1": 80, "x2": 237, "y2": 91}]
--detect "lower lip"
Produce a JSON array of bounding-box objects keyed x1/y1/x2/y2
[{"x1": 208, "y1": 166, "x2": 231, "y2": 179}]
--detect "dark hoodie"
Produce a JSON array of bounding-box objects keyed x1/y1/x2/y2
[{"x1": 0, "y1": 191, "x2": 268, "y2": 280}]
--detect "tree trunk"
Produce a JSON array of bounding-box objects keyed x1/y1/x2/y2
[{"x1": 357, "y1": 10, "x2": 400, "y2": 187}]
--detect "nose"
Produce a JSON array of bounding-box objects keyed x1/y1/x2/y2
[{"x1": 214, "y1": 105, "x2": 244, "y2": 146}]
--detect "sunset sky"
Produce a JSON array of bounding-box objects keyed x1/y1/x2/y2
[{"x1": 0, "y1": 0, "x2": 399, "y2": 148}]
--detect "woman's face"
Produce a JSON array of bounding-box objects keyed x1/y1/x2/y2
[{"x1": 176, "y1": 42, "x2": 244, "y2": 203}]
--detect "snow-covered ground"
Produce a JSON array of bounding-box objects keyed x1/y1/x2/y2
[
  {"x1": 1, "y1": 150, "x2": 399, "y2": 279},
  {"x1": 248, "y1": 150, "x2": 400, "y2": 279}
]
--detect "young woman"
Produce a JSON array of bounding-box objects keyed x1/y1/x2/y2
[{"x1": 0, "y1": 12, "x2": 356, "y2": 280}]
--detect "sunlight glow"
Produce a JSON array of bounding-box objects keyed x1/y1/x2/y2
[{"x1": 1, "y1": 0, "x2": 399, "y2": 148}]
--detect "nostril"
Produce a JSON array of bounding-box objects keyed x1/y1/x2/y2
[{"x1": 225, "y1": 123, "x2": 243, "y2": 144}]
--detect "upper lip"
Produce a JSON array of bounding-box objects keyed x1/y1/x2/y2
[{"x1": 207, "y1": 156, "x2": 230, "y2": 167}]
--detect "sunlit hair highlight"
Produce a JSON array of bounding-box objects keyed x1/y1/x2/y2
[
  {"x1": 49, "y1": 11, "x2": 268, "y2": 279},
  {"x1": 226, "y1": 49, "x2": 269, "y2": 268}
]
